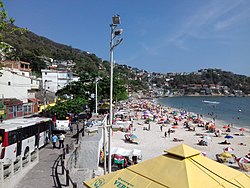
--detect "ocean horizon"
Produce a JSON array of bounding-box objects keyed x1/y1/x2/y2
[{"x1": 157, "y1": 96, "x2": 250, "y2": 130}]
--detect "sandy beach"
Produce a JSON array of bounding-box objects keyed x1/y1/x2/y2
[{"x1": 110, "y1": 98, "x2": 250, "y2": 173}]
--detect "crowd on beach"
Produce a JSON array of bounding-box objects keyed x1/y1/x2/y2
[{"x1": 109, "y1": 97, "x2": 250, "y2": 173}]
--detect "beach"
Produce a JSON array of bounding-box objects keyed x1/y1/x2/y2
[{"x1": 110, "y1": 98, "x2": 250, "y2": 173}]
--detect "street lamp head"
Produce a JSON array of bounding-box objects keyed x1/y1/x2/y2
[
  {"x1": 111, "y1": 38, "x2": 123, "y2": 50},
  {"x1": 112, "y1": 15, "x2": 121, "y2": 25},
  {"x1": 114, "y1": 29, "x2": 123, "y2": 36},
  {"x1": 115, "y1": 38, "x2": 123, "y2": 46}
]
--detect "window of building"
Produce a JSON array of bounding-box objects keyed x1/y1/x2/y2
[
  {"x1": 8, "y1": 107, "x2": 13, "y2": 113},
  {"x1": 28, "y1": 105, "x2": 32, "y2": 112},
  {"x1": 17, "y1": 105, "x2": 22, "y2": 112},
  {"x1": 8, "y1": 81, "x2": 11, "y2": 86}
]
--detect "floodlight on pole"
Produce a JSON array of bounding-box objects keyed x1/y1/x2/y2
[
  {"x1": 112, "y1": 15, "x2": 120, "y2": 25},
  {"x1": 114, "y1": 29, "x2": 123, "y2": 36}
]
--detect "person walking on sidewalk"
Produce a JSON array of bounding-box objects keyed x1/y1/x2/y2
[
  {"x1": 52, "y1": 134, "x2": 58, "y2": 149},
  {"x1": 69, "y1": 124, "x2": 73, "y2": 133},
  {"x1": 168, "y1": 128, "x2": 171, "y2": 137},
  {"x1": 58, "y1": 133, "x2": 65, "y2": 149}
]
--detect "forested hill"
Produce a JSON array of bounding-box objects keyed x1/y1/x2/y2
[
  {"x1": 2, "y1": 25, "x2": 149, "y2": 92},
  {"x1": 167, "y1": 69, "x2": 250, "y2": 94},
  {"x1": 3, "y1": 25, "x2": 102, "y2": 74}
]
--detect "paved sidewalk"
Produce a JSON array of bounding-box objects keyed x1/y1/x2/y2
[{"x1": 14, "y1": 133, "x2": 75, "y2": 188}]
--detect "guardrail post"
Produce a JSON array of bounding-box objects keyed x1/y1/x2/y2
[
  {"x1": 73, "y1": 182, "x2": 77, "y2": 188},
  {"x1": 28, "y1": 151, "x2": 31, "y2": 163},
  {"x1": 10, "y1": 160, "x2": 14, "y2": 177},
  {"x1": 37, "y1": 148, "x2": 39, "y2": 161},
  {"x1": 61, "y1": 159, "x2": 64, "y2": 175},
  {"x1": 0, "y1": 162, "x2": 3, "y2": 182},
  {"x1": 66, "y1": 144, "x2": 69, "y2": 154},
  {"x1": 20, "y1": 157, "x2": 23, "y2": 172},
  {"x1": 77, "y1": 123, "x2": 80, "y2": 144},
  {"x1": 63, "y1": 148, "x2": 65, "y2": 159},
  {"x1": 66, "y1": 169, "x2": 69, "y2": 186},
  {"x1": 34, "y1": 148, "x2": 39, "y2": 162}
]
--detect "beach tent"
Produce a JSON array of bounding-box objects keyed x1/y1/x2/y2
[
  {"x1": 110, "y1": 147, "x2": 133, "y2": 158},
  {"x1": 110, "y1": 147, "x2": 142, "y2": 161},
  {"x1": 84, "y1": 144, "x2": 250, "y2": 188}
]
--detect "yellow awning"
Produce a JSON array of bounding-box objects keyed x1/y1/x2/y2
[{"x1": 84, "y1": 144, "x2": 250, "y2": 188}]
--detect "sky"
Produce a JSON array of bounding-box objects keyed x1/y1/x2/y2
[{"x1": 3, "y1": 0, "x2": 250, "y2": 76}]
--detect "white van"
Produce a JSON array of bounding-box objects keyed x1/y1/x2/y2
[{"x1": 55, "y1": 120, "x2": 70, "y2": 131}]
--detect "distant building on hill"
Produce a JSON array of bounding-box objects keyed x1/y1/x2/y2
[{"x1": 41, "y1": 69, "x2": 79, "y2": 93}]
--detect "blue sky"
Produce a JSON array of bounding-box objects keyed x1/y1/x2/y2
[{"x1": 3, "y1": 0, "x2": 250, "y2": 76}]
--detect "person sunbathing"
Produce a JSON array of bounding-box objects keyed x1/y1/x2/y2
[
  {"x1": 238, "y1": 142, "x2": 246, "y2": 146},
  {"x1": 219, "y1": 140, "x2": 231, "y2": 145},
  {"x1": 173, "y1": 138, "x2": 184, "y2": 142},
  {"x1": 198, "y1": 139, "x2": 208, "y2": 146}
]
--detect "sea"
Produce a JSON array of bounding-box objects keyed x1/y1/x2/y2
[{"x1": 157, "y1": 96, "x2": 250, "y2": 129}]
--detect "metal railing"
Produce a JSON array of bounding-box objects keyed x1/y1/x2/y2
[
  {"x1": 0, "y1": 149, "x2": 39, "y2": 185},
  {"x1": 53, "y1": 148, "x2": 77, "y2": 188}
]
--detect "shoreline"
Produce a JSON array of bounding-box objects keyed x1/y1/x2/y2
[
  {"x1": 110, "y1": 98, "x2": 250, "y2": 174},
  {"x1": 160, "y1": 95, "x2": 250, "y2": 97},
  {"x1": 153, "y1": 96, "x2": 250, "y2": 132}
]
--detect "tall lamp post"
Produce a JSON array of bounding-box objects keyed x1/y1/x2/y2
[
  {"x1": 43, "y1": 79, "x2": 52, "y2": 109},
  {"x1": 108, "y1": 15, "x2": 123, "y2": 173},
  {"x1": 95, "y1": 78, "x2": 100, "y2": 115}
]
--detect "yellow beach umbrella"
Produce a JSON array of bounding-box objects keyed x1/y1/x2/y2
[
  {"x1": 221, "y1": 152, "x2": 233, "y2": 158},
  {"x1": 84, "y1": 144, "x2": 250, "y2": 188}
]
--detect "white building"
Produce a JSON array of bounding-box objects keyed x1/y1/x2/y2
[
  {"x1": 41, "y1": 69, "x2": 78, "y2": 93},
  {"x1": 0, "y1": 68, "x2": 31, "y2": 103},
  {"x1": 0, "y1": 61, "x2": 41, "y2": 103}
]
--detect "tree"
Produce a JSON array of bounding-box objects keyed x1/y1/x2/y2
[
  {"x1": 0, "y1": 1, "x2": 15, "y2": 49},
  {"x1": 0, "y1": 1, "x2": 13, "y2": 73},
  {"x1": 0, "y1": 0, "x2": 26, "y2": 74},
  {"x1": 47, "y1": 97, "x2": 88, "y2": 120}
]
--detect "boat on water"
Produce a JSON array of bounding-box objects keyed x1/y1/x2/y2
[{"x1": 202, "y1": 100, "x2": 220, "y2": 104}]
